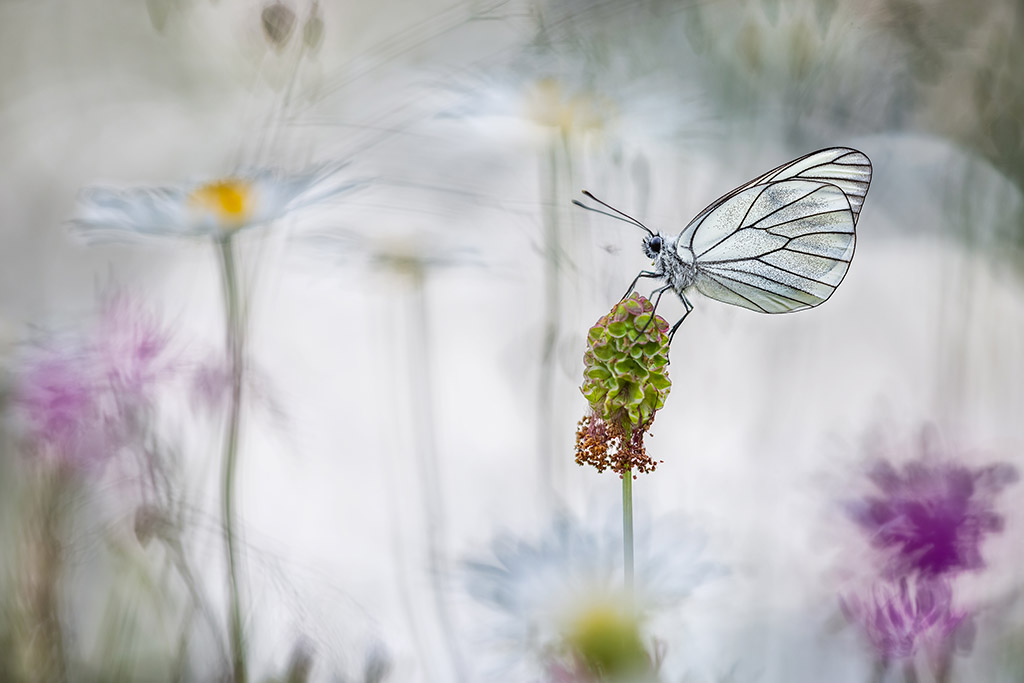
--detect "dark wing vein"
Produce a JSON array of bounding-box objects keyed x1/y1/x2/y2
[
  {"x1": 694, "y1": 183, "x2": 825, "y2": 258},
  {"x1": 752, "y1": 258, "x2": 838, "y2": 288},
  {"x1": 746, "y1": 186, "x2": 836, "y2": 230},
  {"x1": 704, "y1": 270, "x2": 813, "y2": 310},
  {"x1": 701, "y1": 272, "x2": 772, "y2": 312}
]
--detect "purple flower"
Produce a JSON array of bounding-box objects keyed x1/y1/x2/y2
[
  {"x1": 847, "y1": 458, "x2": 1018, "y2": 577},
  {"x1": 13, "y1": 344, "x2": 113, "y2": 470},
  {"x1": 190, "y1": 359, "x2": 231, "y2": 411},
  {"x1": 11, "y1": 294, "x2": 176, "y2": 472},
  {"x1": 93, "y1": 293, "x2": 173, "y2": 400},
  {"x1": 841, "y1": 576, "x2": 972, "y2": 661}
]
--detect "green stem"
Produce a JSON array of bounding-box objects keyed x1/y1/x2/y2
[
  {"x1": 622, "y1": 466, "x2": 634, "y2": 591},
  {"x1": 217, "y1": 235, "x2": 247, "y2": 683}
]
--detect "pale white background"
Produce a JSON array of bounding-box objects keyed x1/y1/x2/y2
[{"x1": 2, "y1": 1, "x2": 1023, "y2": 681}]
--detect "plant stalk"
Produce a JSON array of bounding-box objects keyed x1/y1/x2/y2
[
  {"x1": 622, "y1": 466, "x2": 634, "y2": 590},
  {"x1": 217, "y1": 235, "x2": 247, "y2": 683},
  {"x1": 405, "y1": 266, "x2": 467, "y2": 682}
]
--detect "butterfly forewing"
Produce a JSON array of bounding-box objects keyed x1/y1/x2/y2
[
  {"x1": 735, "y1": 147, "x2": 872, "y2": 225},
  {"x1": 690, "y1": 180, "x2": 856, "y2": 314},
  {"x1": 678, "y1": 148, "x2": 871, "y2": 251}
]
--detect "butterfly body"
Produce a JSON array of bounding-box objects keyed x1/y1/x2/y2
[
  {"x1": 578, "y1": 147, "x2": 872, "y2": 338},
  {"x1": 643, "y1": 233, "x2": 697, "y2": 292}
]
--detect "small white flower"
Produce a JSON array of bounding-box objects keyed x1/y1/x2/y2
[{"x1": 72, "y1": 162, "x2": 361, "y2": 243}]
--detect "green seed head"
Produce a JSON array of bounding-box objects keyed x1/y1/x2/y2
[
  {"x1": 576, "y1": 294, "x2": 672, "y2": 476},
  {"x1": 582, "y1": 293, "x2": 671, "y2": 427}
]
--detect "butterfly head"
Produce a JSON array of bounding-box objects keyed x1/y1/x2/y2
[{"x1": 642, "y1": 233, "x2": 663, "y2": 261}]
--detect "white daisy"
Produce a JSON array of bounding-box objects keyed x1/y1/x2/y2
[
  {"x1": 71, "y1": 162, "x2": 361, "y2": 243},
  {"x1": 463, "y1": 513, "x2": 719, "y2": 682}
]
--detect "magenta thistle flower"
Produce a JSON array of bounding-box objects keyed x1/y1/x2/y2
[
  {"x1": 841, "y1": 576, "x2": 972, "y2": 661},
  {"x1": 847, "y1": 458, "x2": 1018, "y2": 577}
]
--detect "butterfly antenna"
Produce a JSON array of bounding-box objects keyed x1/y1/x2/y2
[{"x1": 576, "y1": 190, "x2": 654, "y2": 236}]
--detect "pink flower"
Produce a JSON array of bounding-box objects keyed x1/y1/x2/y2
[
  {"x1": 11, "y1": 293, "x2": 176, "y2": 472},
  {"x1": 13, "y1": 345, "x2": 111, "y2": 470},
  {"x1": 190, "y1": 359, "x2": 232, "y2": 412},
  {"x1": 93, "y1": 293, "x2": 173, "y2": 401}
]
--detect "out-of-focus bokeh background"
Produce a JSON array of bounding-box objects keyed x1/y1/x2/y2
[{"x1": 3, "y1": 0, "x2": 1024, "y2": 681}]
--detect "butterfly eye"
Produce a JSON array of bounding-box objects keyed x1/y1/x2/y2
[{"x1": 650, "y1": 236, "x2": 662, "y2": 253}]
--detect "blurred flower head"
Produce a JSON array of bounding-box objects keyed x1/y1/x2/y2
[
  {"x1": 841, "y1": 576, "x2": 973, "y2": 662},
  {"x1": 441, "y1": 56, "x2": 627, "y2": 147},
  {"x1": 846, "y1": 455, "x2": 1018, "y2": 578},
  {"x1": 72, "y1": 162, "x2": 361, "y2": 243},
  {"x1": 464, "y1": 513, "x2": 715, "y2": 681},
  {"x1": 11, "y1": 293, "x2": 177, "y2": 472},
  {"x1": 94, "y1": 293, "x2": 173, "y2": 398},
  {"x1": 12, "y1": 344, "x2": 109, "y2": 470},
  {"x1": 523, "y1": 77, "x2": 617, "y2": 136}
]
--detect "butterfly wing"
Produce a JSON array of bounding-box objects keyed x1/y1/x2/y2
[
  {"x1": 679, "y1": 148, "x2": 872, "y2": 240},
  {"x1": 687, "y1": 178, "x2": 857, "y2": 313},
  {"x1": 729, "y1": 147, "x2": 871, "y2": 224}
]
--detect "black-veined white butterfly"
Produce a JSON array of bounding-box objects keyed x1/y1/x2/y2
[{"x1": 576, "y1": 147, "x2": 872, "y2": 339}]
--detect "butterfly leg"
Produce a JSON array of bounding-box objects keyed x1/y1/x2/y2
[
  {"x1": 667, "y1": 293, "x2": 694, "y2": 342},
  {"x1": 621, "y1": 270, "x2": 662, "y2": 301},
  {"x1": 638, "y1": 284, "x2": 674, "y2": 335}
]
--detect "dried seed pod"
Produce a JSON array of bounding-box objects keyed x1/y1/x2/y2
[
  {"x1": 303, "y1": 3, "x2": 324, "y2": 51},
  {"x1": 262, "y1": 2, "x2": 296, "y2": 50}
]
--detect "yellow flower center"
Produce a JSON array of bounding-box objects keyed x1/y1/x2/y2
[
  {"x1": 189, "y1": 179, "x2": 253, "y2": 229},
  {"x1": 563, "y1": 602, "x2": 650, "y2": 679}
]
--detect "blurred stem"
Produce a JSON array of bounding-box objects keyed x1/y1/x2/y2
[
  {"x1": 538, "y1": 139, "x2": 563, "y2": 510},
  {"x1": 380, "y1": 301, "x2": 432, "y2": 676},
  {"x1": 902, "y1": 660, "x2": 918, "y2": 683},
  {"x1": 172, "y1": 601, "x2": 197, "y2": 683},
  {"x1": 870, "y1": 658, "x2": 889, "y2": 683},
  {"x1": 622, "y1": 465, "x2": 634, "y2": 591},
  {"x1": 30, "y1": 470, "x2": 68, "y2": 683},
  {"x1": 559, "y1": 129, "x2": 584, "y2": 279},
  {"x1": 167, "y1": 533, "x2": 229, "y2": 674},
  {"x1": 933, "y1": 650, "x2": 952, "y2": 683},
  {"x1": 405, "y1": 266, "x2": 466, "y2": 682},
  {"x1": 217, "y1": 235, "x2": 247, "y2": 683}
]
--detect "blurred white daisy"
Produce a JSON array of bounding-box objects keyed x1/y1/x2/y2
[
  {"x1": 71, "y1": 162, "x2": 362, "y2": 243},
  {"x1": 463, "y1": 513, "x2": 719, "y2": 682},
  {"x1": 444, "y1": 63, "x2": 620, "y2": 146}
]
